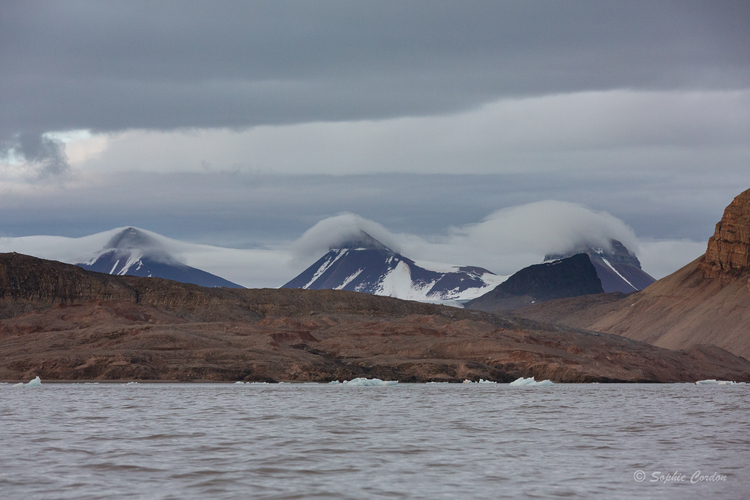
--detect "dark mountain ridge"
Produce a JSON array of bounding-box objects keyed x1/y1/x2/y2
[{"x1": 466, "y1": 253, "x2": 604, "y2": 312}]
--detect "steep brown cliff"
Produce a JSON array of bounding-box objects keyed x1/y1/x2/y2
[{"x1": 699, "y1": 188, "x2": 750, "y2": 280}]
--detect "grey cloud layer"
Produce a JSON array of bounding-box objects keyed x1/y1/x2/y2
[
  {"x1": 2, "y1": 0, "x2": 749, "y2": 143},
  {"x1": 0, "y1": 171, "x2": 739, "y2": 248}
]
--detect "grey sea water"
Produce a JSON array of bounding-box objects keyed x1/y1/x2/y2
[{"x1": 1, "y1": 382, "x2": 748, "y2": 499}]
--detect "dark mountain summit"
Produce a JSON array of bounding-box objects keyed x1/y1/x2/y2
[
  {"x1": 545, "y1": 239, "x2": 654, "y2": 293},
  {"x1": 466, "y1": 253, "x2": 604, "y2": 312},
  {"x1": 467, "y1": 239, "x2": 652, "y2": 312},
  {"x1": 76, "y1": 227, "x2": 242, "y2": 288}
]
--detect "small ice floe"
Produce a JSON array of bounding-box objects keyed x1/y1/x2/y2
[
  {"x1": 123, "y1": 381, "x2": 139, "y2": 386},
  {"x1": 333, "y1": 378, "x2": 398, "y2": 386},
  {"x1": 462, "y1": 379, "x2": 497, "y2": 384},
  {"x1": 695, "y1": 379, "x2": 746, "y2": 386},
  {"x1": 13, "y1": 376, "x2": 42, "y2": 387},
  {"x1": 510, "y1": 376, "x2": 554, "y2": 387}
]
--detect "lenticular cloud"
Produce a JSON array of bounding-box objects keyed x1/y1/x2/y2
[
  {"x1": 453, "y1": 200, "x2": 639, "y2": 258},
  {"x1": 292, "y1": 213, "x2": 403, "y2": 260}
]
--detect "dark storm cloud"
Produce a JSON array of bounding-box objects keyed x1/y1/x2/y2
[
  {"x1": 2, "y1": 0, "x2": 749, "y2": 144},
  {"x1": 1, "y1": 132, "x2": 70, "y2": 177}
]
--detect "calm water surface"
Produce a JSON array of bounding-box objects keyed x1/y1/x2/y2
[{"x1": 1, "y1": 383, "x2": 748, "y2": 499}]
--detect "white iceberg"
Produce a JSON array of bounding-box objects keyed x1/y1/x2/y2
[
  {"x1": 510, "y1": 376, "x2": 554, "y2": 387},
  {"x1": 338, "y1": 378, "x2": 398, "y2": 386},
  {"x1": 13, "y1": 376, "x2": 42, "y2": 387},
  {"x1": 695, "y1": 379, "x2": 746, "y2": 386},
  {"x1": 462, "y1": 379, "x2": 497, "y2": 384}
]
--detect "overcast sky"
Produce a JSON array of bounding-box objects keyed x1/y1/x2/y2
[{"x1": 1, "y1": 0, "x2": 749, "y2": 282}]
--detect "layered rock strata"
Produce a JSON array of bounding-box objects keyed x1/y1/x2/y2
[{"x1": 700, "y1": 188, "x2": 750, "y2": 279}]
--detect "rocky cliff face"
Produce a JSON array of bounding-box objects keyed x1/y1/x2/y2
[{"x1": 700, "y1": 188, "x2": 750, "y2": 280}]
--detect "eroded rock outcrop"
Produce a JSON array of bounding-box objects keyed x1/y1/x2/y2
[{"x1": 700, "y1": 188, "x2": 750, "y2": 279}]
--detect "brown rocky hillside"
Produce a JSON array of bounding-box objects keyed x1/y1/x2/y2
[{"x1": 1, "y1": 252, "x2": 749, "y2": 383}]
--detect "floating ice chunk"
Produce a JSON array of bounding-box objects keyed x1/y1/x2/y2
[
  {"x1": 462, "y1": 379, "x2": 497, "y2": 384},
  {"x1": 123, "y1": 381, "x2": 139, "y2": 386},
  {"x1": 510, "y1": 376, "x2": 554, "y2": 386},
  {"x1": 235, "y1": 381, "x2": 245, "y2": 384},
  {"x1": 340, "y1": 378, "x2": 398, "y2": 386},
  {"x1": 329, "y1": 380, "x2": 341, "y2": 384},
  {"x1": 13, "y1": 376, "x2": 42, "y2": 387},
  {"x1": 695, "y1": 379, "x2": 745, "y2": 386}
]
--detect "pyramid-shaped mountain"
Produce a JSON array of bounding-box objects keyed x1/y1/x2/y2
[
  {"x1": 282, "y1": 231, "x2": 504, "y2": 302},
  {"x1": 76, "y1": 227, "x2": 243, "y2": 288}
]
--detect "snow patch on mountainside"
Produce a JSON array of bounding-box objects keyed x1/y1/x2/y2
[
  {"x1": 374, "y1": 261, "x2": 435, "y2": 301},
  {"x1": 601, "y1": 258, "x2": 637, "y2": 292},
  {"x1": 336, "y1": 268, "x2": 364, "y2": 290},
  {"x1": 305, "y1": 249, "x2": 348, "y2": 288}
]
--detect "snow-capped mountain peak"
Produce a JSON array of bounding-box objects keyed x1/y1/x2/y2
[
  {"x1": 76, "y1": 227, "x2": 242, "y2": 287},
  {"x1": 284, "y1": 233, "x2": 507, "y2": 304}
]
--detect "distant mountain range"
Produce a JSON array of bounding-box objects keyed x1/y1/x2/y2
[
  {"x1": 0, "y1": 225, "x2": 654, "y2": 304},
  {"x1": 76, "y1": 227, "x2": 243, "y2": 288},
  {"x1": 282, "y1": 231, "x2": 506, "y2": 303}
]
